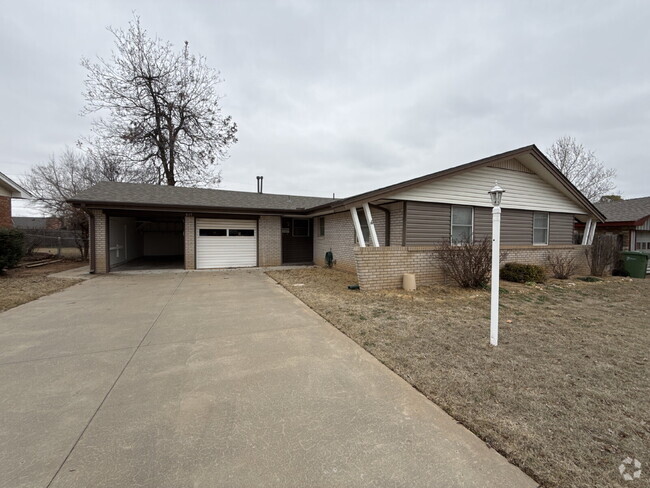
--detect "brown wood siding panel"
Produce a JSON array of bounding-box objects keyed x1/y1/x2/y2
[
  {"x1": 404, "y1": 202, "x2": 450, "y2": 246},
  {"x1": 549, "y1": 213, "x2": 574, "y2": 244},
  {"x1": 473, "y1": 206, "x2": 492, "y2": 241},
  {"x1": 501, "y1": 209, "x2": 533, "y2": 245}
]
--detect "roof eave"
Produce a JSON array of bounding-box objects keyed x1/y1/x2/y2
[
  {"x1": 305, "y1": 145, "x2": 606, "y2": 220},
  {"x1": 528, "y1": 146, "x2": 607, "y2": 222},
  {"x1": 67, "y1": 199, "x2": 312, "y2": 215},
  {"x1": 0, "y1": 172, "x2": 32, "y2": 199}
]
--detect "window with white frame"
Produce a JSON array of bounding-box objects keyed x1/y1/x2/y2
[
  {"x1": 533, "y1": 212, "x2": 549, "y2": 245},
  {"x1": 451, "y1": 206, "x2": 473, "y2": 244}
]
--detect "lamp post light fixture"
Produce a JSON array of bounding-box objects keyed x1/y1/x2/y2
[{"x1": 488, "y1": 182, "x2": 505, "y2": 346}]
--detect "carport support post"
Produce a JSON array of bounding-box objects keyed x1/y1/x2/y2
[
  {"x1": 588, "y1": 221, "x2": 597, "y2": 245},
  {"x1": 581, "y1": 219, "x2": 592, "y2": 245},
  {"x1": 350, "y1": 208, "x2": 366, "y2": 247},
  {"x1": 362, "y1": 203, "x2": 380, "y2": 247}
]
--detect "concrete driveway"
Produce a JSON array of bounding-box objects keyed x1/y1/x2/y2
[{"x1": 0, "y1": 270, "x2": 536, "y2": 488}]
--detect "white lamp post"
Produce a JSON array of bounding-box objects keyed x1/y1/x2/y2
[{"x1": 488, "y1": 182, "x2": 505, "y2": 346}]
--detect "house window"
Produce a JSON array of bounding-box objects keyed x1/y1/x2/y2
[
  {"x1": 319, "y1": 217, "x2": 325, "y2": 237},
  {"x1": 292, "y1": 219, "x2": 310, "y2": 237},
  {"x1": 451, "y1": 206, "x2": 473, "y2": 244},
  {"x1": 533, "y1": 212, "x2": 549, "y2": 245},
  {"x1": 354, "y1": 210, "x2": 370, "y2": 244}
]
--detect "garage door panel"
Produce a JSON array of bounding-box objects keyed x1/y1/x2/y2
[{"x1": 196, "y1": 219, "x2": 257, "y2": 269}]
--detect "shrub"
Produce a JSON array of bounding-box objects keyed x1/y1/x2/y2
[
  {"x1": 585, "y1": 234, "x2": 619, "y2": 277},
  {"x1": 501, "y1": 262, "x2": 547, "y2": 283},
  {"x1": 0, "y1": 228, "x2": 25, "y2": 272},
  {"x1": 546, "y1": 250, "x2": 578, "y2": 279},
  {"x1": 436, "y1": 237, "x2": 496, "y2": 288}
]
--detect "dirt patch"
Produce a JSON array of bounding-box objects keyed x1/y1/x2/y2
[
  {"x1": 0, "y1": 259, "x2": 86, "y2": 312},
  {"x1": 268, "y1": 267, "x2": 650, "y2": 488}
]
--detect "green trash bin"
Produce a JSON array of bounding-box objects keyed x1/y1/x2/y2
[{"x1": 620, "y1": 251, "x2": 648, "y2": 279}]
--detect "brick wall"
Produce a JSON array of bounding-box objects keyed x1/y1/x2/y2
[
  {"x1": 91, "y1": 209, "x2": 108, "y2": 273},
  {"x1": 314, "y1": 209, "x2": 386, "y2": 272},
  {"x1": 0, "y1": 196, "x2": 12, "y2": 228},
  {"x1": 184, "y1": 214, "x2": 195, "y2": 270},
  {"x1": 258, "y1": 216, "x2": 282, "y2": 266},
  {"x1": 354, "y1": 244, "x2": 590, "y2": 290}
]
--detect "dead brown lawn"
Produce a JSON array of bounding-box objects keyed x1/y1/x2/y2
[
  {"x1": 0, "y1": 258, "x2": 85, "y2": 312},
  {"x1": 268, "y1": 267, "x2": 650, "y2": 488}
]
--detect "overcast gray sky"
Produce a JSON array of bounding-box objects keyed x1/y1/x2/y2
[{"x1": 2, "y1": 0, "x2": 649, "y2": 216}]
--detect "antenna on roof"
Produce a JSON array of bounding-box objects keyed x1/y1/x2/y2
[{"x1": 256, "y1": 176, "x2": 263, "y2": 194}]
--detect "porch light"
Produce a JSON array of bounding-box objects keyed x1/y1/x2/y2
[
  {"x1": 488, "y1": 182, "x2": 505, "y2": 207},
  {"x1": 489, "y1": 181, "x2": 504, "y2": 346}
]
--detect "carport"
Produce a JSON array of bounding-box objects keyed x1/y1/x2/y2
[
  {"x1": 68, "y1": 181, "x2": 337, "y2": 273},
  {"x1": 107, "y1": 210, "x2": 185, "y2": 271}
]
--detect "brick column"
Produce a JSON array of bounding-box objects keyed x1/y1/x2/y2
[
  {"x1": 0, "y1": 196, "x2": 12, "y2": 228},
  {"x1": 91, "y1": 209, "x2": 108, "y2": 273},
  {"x1": 184, "y1": 214, "x2": 195, "y2": 270},
  {"x1": 258, "y1": 216, "x2": 282, "y2": 266}
]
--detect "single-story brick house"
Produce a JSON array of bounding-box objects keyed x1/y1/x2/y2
[
  {"x1": 586, "y1": 197, "x2": 650, "y2": 253},
  {"x1": 69, "y1": 145, "x2": 605, "y2": 289},
  {"x1": 0, "y1": 171, "x2": 31, "y2": 228}
]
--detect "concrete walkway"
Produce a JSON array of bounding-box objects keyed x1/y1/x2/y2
[{"x1": 0, "y1": 270, "x2": 537, "y2": 488}]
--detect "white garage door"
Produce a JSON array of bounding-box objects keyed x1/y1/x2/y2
[{"x1": 196, "y1": 218, "x2": 257, "y2": 269}]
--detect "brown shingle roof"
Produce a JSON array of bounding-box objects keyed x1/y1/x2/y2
[
  {"x1": 68, "y1": 181, "x2": 336, "y2": 212},
  {"x1": 595, "y1": 197, "x2": 650, "y2": 223}
]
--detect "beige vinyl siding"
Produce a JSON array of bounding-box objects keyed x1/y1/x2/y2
[
  {"x1": 549, "y1": 213, "x2": 575, "y2": 244},
  {"x1": 404, "y1": 202, "x2": 450, "y2": 245},
  {"x1": 388, "y1": 165, "x2": 585, "y2": 214},
  {"x1": 501, "y1": 209, "x2": 533, "y2": 245},
  {"x1": 487, "y1": 158, "x2": 533, "y2": 173}
]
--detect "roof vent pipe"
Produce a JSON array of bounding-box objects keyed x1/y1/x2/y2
[{"x1": 256, "y1": 176, "x2": 263, "y2": 194}]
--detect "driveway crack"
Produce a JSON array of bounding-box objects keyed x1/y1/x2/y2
[{"x1": 45, "y1": 272, "x2": 188, "y2": 488}]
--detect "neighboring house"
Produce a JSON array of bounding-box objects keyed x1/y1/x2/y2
[
  {"x1": 0, "y1": 171, "x2": 31, "y2": 228},
  {"x1": 588, "y1": 197, "x2": 650, "y2": 253},
  {"x1": 13, "y1": 216, "x2": 64, "y2": 230},
  {"x1": 69, "y1": 145, "x2": 605, "y2": 289}
]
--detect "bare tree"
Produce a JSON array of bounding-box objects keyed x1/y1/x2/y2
[
  {"x1": 599, "y1": 194, "x2": 623, "y2": 203},
  {"x1": 81, "y1": 15, "x2": 237, "y2": 187},
  {"x1": 585, "y1": 234, "x2": 619, "y2": 277},
  {"x1": 21, "y1": 147, "x2": 125, "y2": 259},
  {"x1": 546, "y1": 136, "x2": 616, "y2": 202}
]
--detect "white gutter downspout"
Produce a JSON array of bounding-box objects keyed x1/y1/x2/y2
[
  {"x1": 362, "y1": 203, "x2": 380, "y2": 247},
  {"x1": 350, "y1": 208, "x2": 366, "y2": 247}
]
